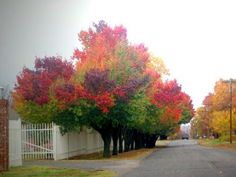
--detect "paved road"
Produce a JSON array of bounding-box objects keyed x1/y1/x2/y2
[
  {"x1": 122, "y1": 140, "x2": 236, "y2": 177},
  {"x1": 24, "y1": 140, "x2": 236, "y2": 177}
]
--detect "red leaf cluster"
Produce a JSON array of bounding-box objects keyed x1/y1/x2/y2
[
  {"x1": 113, "y1": 86, "x2": 126, "y2": 99},
  {"x1": 153, "y1": 80, "x2": 182, "y2": 107},
  {"x1": 35, "y1": 57, "x2": 74, "y2": 81},
  {"x1": 161, "y1": 107, "x2": 182, "y2": 123},
  {"x1": 73, "y1": 21, "x2": 127, "y2": 72},
  {"x1": 55, "y1": 83, "x2": 76, "y2": 105},
  {"x1": 150, "y1": 79, "x2": 192, "y2": 123},
  {"x1": 15, "y1": 68, "x2": 51, "y2": 105},
  {"x1": 93, "y1": 92, "x2": 114, "y2": 113},
  {"x1": 14, "y1": 57, "x2": 74, "y2": 105}
]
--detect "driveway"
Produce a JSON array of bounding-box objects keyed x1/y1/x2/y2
[{"x1": 24, "y1": 140, "x2": 236, "y2": 177}]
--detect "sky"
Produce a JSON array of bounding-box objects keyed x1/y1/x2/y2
[{"x1": 1, "y1": 0, "x2": 236, "y2": 108}]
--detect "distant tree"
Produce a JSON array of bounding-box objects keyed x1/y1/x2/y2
[{"x1": 198, "y1": 79, "x2": 236, "y2": 139}]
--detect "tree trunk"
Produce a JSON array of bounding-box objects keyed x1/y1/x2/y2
[
  {"x1": 130, "y1": 129, "x2": 135, "y2": 150},
  {"x1": 118, "y1": 130, "x2": 123, "y2": 153},
  {"x1": 100, "y1": 131, "x2": 111, "y2": 158},
  {"x1": 124, "y1": 129, "x2": 130, "y2": 152},
  {"x1": 146, "y1": 134, "x2": 157, "y2": 148},
  {"x1": 160, "y1": 134, "x2": 167, "y2": 140},
  {"x1": 131, "y1": 138, "x2": 134, "y2": 150},
  {"x1": 124, "y1": 129, "x2": 133, "y2": 152},
  {"x1": 124, "y1": 140, "x2": 130, "y2": 152},
  {"x1": 134, "y1": 131, "x2": 142, "y2": 149},
  {"x1": 112, "y1": 129, "x2": 119, "y2": 155}
]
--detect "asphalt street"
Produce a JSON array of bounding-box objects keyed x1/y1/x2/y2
[
  {"x1": 24, "y1": 140, "x2": 236, "y2": 177},
  {"x1": 122, "y1": 140, "x2": 236, "y2": 177}
]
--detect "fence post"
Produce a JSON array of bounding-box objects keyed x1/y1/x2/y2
[
  {"x1": 9, "y1": 118, "x2": 22, "y2": 167},
  {"x1": 0, "y1": 99, "x2": 9, "y2": 172},
  {"x1": 52, "y1": 123, "x2": 57, "y2": 160}
]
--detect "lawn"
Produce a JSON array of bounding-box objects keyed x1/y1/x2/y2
[
  {"x1": 0, "y1": 166, "x2": 115, "y2": 177},
  {"x1": 198, "y1": 139, "x2": 236, "y2": 151}
]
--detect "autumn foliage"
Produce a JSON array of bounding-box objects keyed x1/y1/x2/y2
[
  {"x1": 13, "y1": 21, "x2": 194, "y2": 157},
  {"x1": 191, "y1": 79, "x2": 236, "y2": 140}
]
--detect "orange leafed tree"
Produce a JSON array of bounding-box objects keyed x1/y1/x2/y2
[{"x1": 197, "y1": 79, "x2": 236, "y2": 139}]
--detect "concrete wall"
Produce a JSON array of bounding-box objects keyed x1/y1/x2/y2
[
  {"x1": 9, "y1": 119, "x2": 22, "y2": 166},
  {"x1": 53, "y1": 126, "x2": 104, "y2": 160}
]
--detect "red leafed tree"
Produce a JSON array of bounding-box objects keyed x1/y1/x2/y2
[
  {"x1": 14, "y1": 56, "x2": 74, "y2": 105},
  {"x1": 149, "y1": 79, "x2": 193, "y2": 138},
  {"x1": 71, "y1": 21, "x2": 152, "y2": 157},
  {"x1": 73, "y1": 20, "x2": 127, "y2": 76},
  {"x1": 13, "y1": 56, "x2": 74, "y2": 122},
  {"x1": 154, "y1": 80, "x2": 194, "y2": 123}
]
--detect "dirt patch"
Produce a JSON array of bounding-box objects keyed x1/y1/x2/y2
[
  {"x1": 69, "y1": 148, "x2": 157, "y2": 160},
  {"x1": 69, "y1": 151, "x2": 104, "y2": 160},
  {"x1": 111, "y1": 148, "x2": 156, "y2": 160}
]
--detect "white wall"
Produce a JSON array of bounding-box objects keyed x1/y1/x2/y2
[
  {"x1": 9, "y1": 119, "x2": 22, "y2": 166},
  {"x1": 8, "y1": 120, "x2": 105, "y2": 162},
  {"x1": 53, "y1": 126, "x2": 103, "y2": 160}
]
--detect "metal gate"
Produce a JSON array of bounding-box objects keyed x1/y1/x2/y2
[{"x1": 21, "y1": 123, "x2": 53, "y2": 160}]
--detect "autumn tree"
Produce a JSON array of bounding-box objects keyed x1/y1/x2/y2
[
  {"x1": 13, "y1": 56, "x2": 74, "y2": 123},
  {"x1": 150, "y1": 80, "x2": 193, "y2": 139},
  {"x1": 69, "y1": 21, "x2": 152, "y2": 157},
  {"x1": 13, "y1": 21, "x2": 194, "y2": 158},
  {"x1": 195, "y1": 79, "x2": 236, "y2": 140}
]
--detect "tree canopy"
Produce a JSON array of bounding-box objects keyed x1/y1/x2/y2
[
  {"x1": 191, "y1": 79, "x2": 236, "y2": 140},
  {"x1": 13, "y1": 21, "x2": 194, "y2": 157}
]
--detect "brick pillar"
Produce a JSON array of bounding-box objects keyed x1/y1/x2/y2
[{"x1": 0, "y1": 99, "x2": 9, "y2": 172}]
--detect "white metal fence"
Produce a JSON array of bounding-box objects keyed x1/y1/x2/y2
[
  {"x1": 20, "y1": 123, "x2": 104, "y2": 160},
  {"x1": 21, "y1": 123, "x2": 54, "y2": 160}
]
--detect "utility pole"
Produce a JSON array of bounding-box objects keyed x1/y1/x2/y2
[
  {"x1": 229, "y1": 79, "x2": 233, "y2": 144},
  {"x1": 223, "y1": 79, "x2": 236, "y2": 144}
]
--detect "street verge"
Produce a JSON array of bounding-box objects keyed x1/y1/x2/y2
[
  {"x1": 198, "y1": 139, "x2": 236, "y2": 151},
  {"x1": 0, "y1": 166, "x2": 116, "y2": 177}
]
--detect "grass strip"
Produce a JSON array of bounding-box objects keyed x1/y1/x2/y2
[
  {"x1": 198, "y1": 139, "x2": 236, "y2": 151},
  {"x1": 0, "y1": 166, "x2": 115, "y2": 177}
]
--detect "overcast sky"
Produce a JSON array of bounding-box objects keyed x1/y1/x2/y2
[{"x1": 1, "y1": 0, "x2": 236, "y2": 108}]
